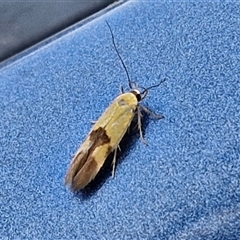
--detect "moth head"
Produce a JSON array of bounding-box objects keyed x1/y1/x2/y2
[{"x1": 130, "y1": 89, "x2": 141, "y2": 102}]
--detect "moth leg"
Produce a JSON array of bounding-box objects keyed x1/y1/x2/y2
[
  {"x1": 111, "y1": 148, "x2": 118, "y2": 177},
  {"x1": 120, "y1": 86, "x2": 124, "y2": 93},
  {"x1": 140, "y1": 105, "x2": 164, "y2": 119},
  {"x1": 137, "y1": 107, "x2": 148, "y2": 145}
]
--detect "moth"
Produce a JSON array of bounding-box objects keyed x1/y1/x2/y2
[{"x1": 65, "y1": 21, "x2": 165, "y2": 191}]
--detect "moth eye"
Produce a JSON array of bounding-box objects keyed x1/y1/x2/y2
[
  {"x1": 118, "y1": 99, "x2": 126, "y2": 106},
  {"x1": 136, "y1": 94, "x2": 141, "y2": 102}
]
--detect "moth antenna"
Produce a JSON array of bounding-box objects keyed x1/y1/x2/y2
[
  {"x1": 140, "y1": 78, "x2": 167, "y2": 100},
  {"x1": 105, "y1": 21, "x2": 133, "y2": 89}
]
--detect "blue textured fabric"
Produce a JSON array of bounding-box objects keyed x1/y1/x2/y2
[{"x1": 0, "y1": 1, "x2": 239, "y2": 239}]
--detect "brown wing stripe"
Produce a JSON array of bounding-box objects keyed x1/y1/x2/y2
[
  {"x1": 72, "y1": 156, "x2": 98, "y2": 190},
  {"x1": 89, "y1": 127, "x2": 111, "y2": 144}
]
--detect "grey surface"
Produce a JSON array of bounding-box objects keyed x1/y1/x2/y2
[{"x1": 0, "y1": 1, "x2": 117, "y2": 63}]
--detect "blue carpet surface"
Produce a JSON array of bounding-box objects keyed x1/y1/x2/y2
[{"x1": 0, "y1": 1, "x2": 239, "y2": 239}]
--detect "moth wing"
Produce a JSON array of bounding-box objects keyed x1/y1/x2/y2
[
  {"x1": 106, "y1": 98, "x2": 137, "y2": 149},
  {"x1": 91, "y1": 97, "x2": 122, "y2": 130},
  {"x1": 65, "y1": 100, "x2": 120, "y2": 187},
  {"x1": 71, "y1": 106, "x2": 136, "y2": 190},
  {"x1": 71, "y1": 143, "x2": 111, "y2": 190},
  {"x1": 65, "y1": 135, "x2": 94, "y2": 186},
  {"x1": 65, "y1": 93, "x2": 138, "y2": 190}
]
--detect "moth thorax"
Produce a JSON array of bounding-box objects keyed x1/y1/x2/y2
[{"x1": 130, "y1": 89, "x2": 141, "y2": 102}]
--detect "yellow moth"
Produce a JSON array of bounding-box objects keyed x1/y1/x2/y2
[{"x1": 65, "y1": 21, "x2": 165, "y2": 191}]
